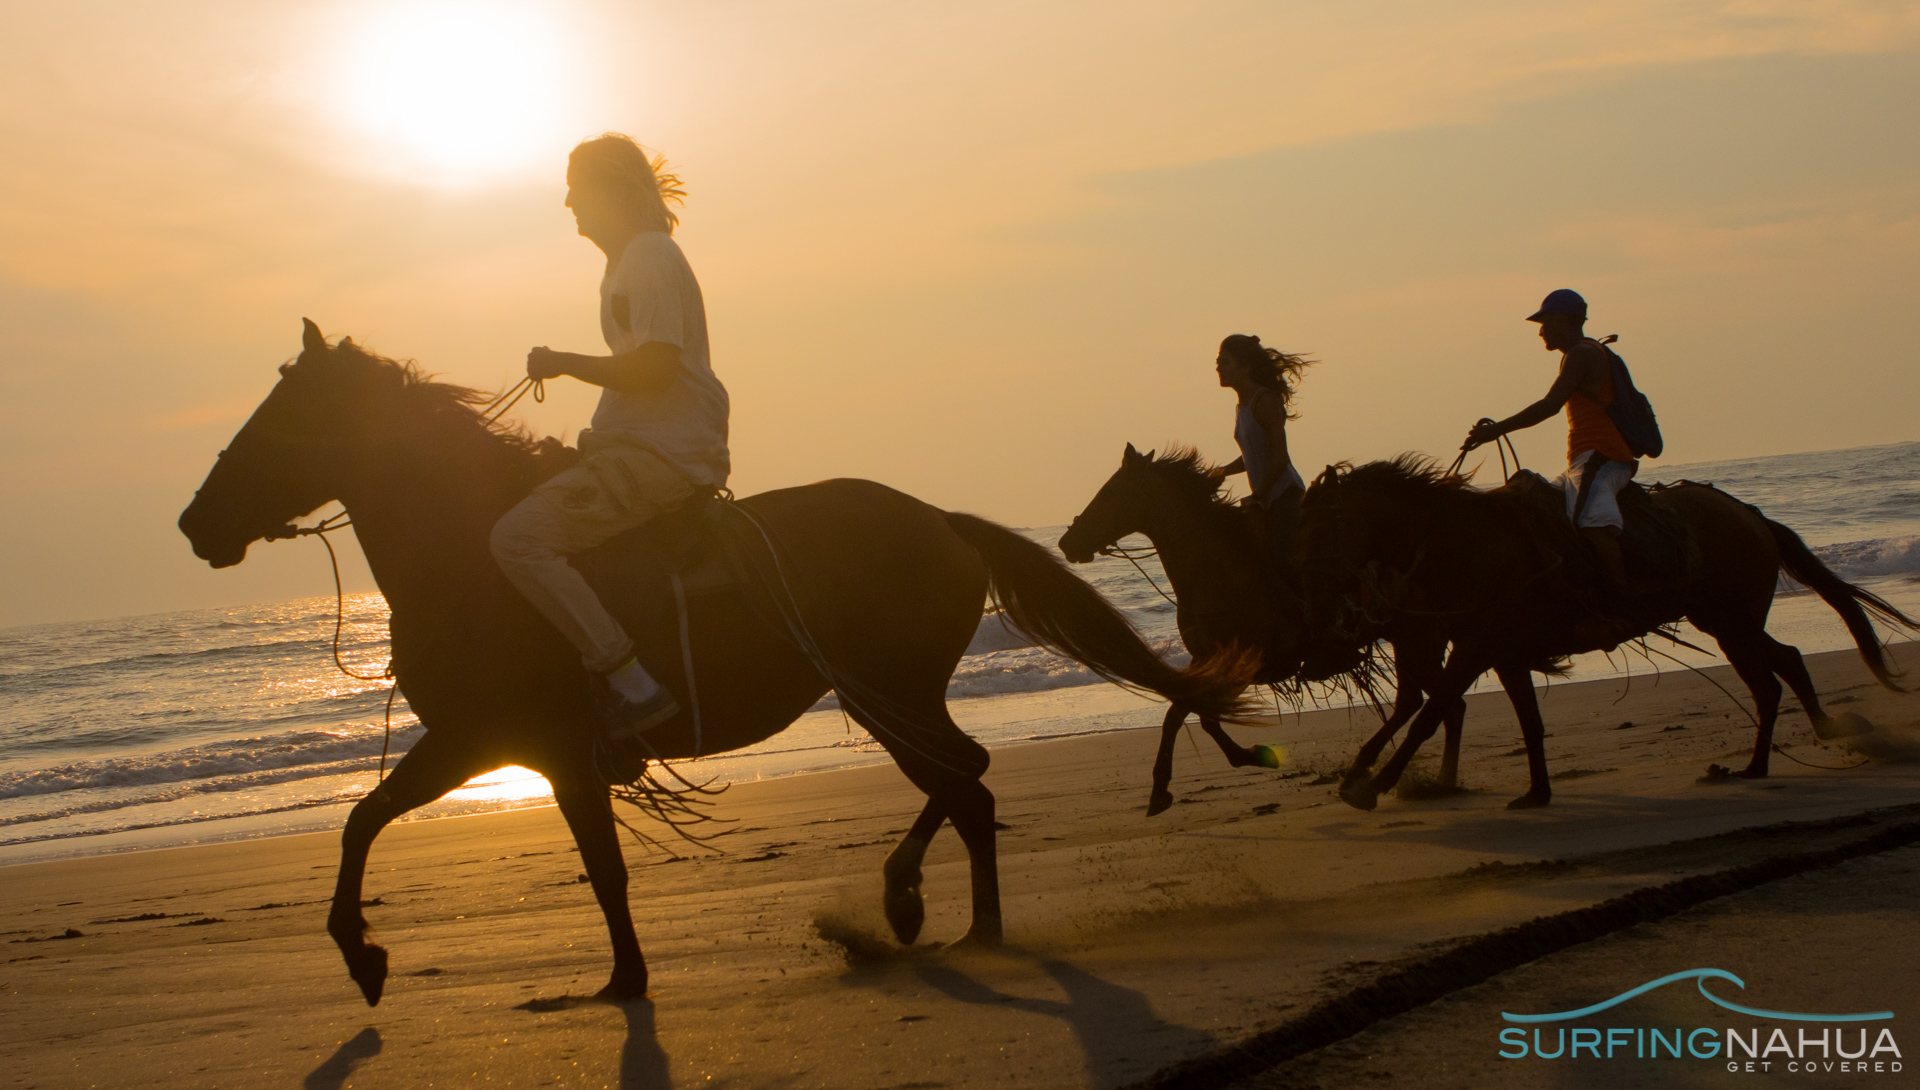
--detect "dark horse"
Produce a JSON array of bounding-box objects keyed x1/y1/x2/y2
[
  {"x1": 1057, "y1": 443, "x2": 1474, "y2": 813},
  {"x1": 1301, "y1": 457, "x2": 1915, "y2": 811},
  {"x1": 177, "y1": 321, "x2": 1243, "y2": 1005}
]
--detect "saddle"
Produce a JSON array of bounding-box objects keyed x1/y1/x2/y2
[
  {"x1": 1616, "y1": 481, "x2": 1696, "y2": 584},
  {"x1": 1503, "y1": 470, "x2": 1698, "y2": 591},
  {"x1": 573, "y1": 491, "x2": 742, "y2": 602}
]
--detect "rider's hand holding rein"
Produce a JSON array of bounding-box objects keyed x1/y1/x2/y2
[
  {"x1": 1464, "y1": 418, "x2": 1501, "y2": 451},
  {"x1": 526, "y1": 342, "x2": 682, "y2": 394}
]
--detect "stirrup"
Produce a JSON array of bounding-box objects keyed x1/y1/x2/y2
[{"x1": 601, "y1": 687, "x2": 682, "y2": 740}]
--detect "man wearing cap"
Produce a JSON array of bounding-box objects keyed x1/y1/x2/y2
[{"x1": 1465, "y1": 289, "x2": 1642, "y2": 599}]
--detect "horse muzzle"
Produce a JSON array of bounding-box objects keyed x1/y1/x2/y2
[
  {"x1": 178, "y1": 506, "x2": 254, "y2": 569},
  {"x1": 1056, "y1": 527, "x2": 1099, "y2": 564}
]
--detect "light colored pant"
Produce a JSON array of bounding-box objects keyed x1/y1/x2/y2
[
  {"x1": 1556, "y1": 449, "x2": 1635, "y2": 531},
  {"x1": 490, "y1": 442, "x2": 699, "y2": 675}
]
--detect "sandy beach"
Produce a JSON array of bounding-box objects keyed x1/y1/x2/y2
[{"x1": 6, "y1": 642, "x2": 1919, "y2": 1090}]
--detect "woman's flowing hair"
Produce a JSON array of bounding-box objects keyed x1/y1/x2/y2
[
  {"x1": 569, "y1": 133, "x2": 687, "y2": 234},
  {"x1": 1220, "y1": 334, "x2": 1314, "y2": 417}
]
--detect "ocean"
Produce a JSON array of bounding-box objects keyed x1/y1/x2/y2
[{"x1": 4, "y1": 441, "x2": 1918, "y2": 865}]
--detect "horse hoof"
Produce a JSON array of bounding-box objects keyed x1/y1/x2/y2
[
  {"x1": 348, "y1": 943, "x2": 390, "y2": 1007},
  {"x1": 1250, "y1": 744, "x2": 1283, "y2": 769},
  {"x1": 884, "y1": 881, "x2": 926, "y2": 945},
  {"x1": 1734, "y1": 765, "x2": 1769, "y2": 780},
  {"x1": 1338, "y1": 782, "x2": 1379, "y2": 812},
  {"x1": 1506, "y1": 792, "x2": 1551, "y2": 810},
  {"x1": 1146, "y1": 790, "x2": 1174, "y2": 817}
]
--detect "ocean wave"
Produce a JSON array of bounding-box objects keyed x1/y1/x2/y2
[
  {"x1": 0, "y1": 637, "x2": 374, "y2": 688},
  {"x1": 967, "y1": 611, "x2": 1037, "y2": 655},
  {"x1": 1809, "y1": 535, "x2": 1920, "y2": 582},
  {"x1": 0, "y1": 757, "x2": 385, "y2": 826},
  {"x1": 0, "y1": 724, "x2": 422, "y2": 800},
  {"x1": 812, "y1": 636, "x2": 1191, "y2": 710},
  {"x1": 0, "y1": 793, "x2": 364, "y2": 848}
]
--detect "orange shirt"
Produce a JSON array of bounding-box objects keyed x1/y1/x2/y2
[{"x1": 1566, "y1": 358, "x2": 1636, "y2": 464}]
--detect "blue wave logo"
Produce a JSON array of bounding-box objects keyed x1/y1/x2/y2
[{"x1": 1503, "y1": 969, "x2": 1894, "y2": 1024}]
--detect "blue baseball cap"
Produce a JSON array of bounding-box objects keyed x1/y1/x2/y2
[{"x1": 1526, "y1": 289, "x2": 1587, "y2": 322}]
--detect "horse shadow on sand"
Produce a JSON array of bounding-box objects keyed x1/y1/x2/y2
[
  {"x1": 514, "y1": 994, "x2": 675, "y2": 1089},
  {"x1": 304, "y1": 1027, "x2": 382, "y2": 1090},
  {"x1": 911, "y1": 950, "x2": 1220, "y2": 1088}
]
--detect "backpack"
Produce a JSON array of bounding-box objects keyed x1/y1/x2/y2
[{"x1": 1595, "y1": 335, "x2": 1663, "y2": 459}]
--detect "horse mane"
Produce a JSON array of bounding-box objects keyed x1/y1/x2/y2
[
  {"x1": 1140, "y1": 445, "x2": 1237, "y2": 508},
  {"x1": 286, "y1": 337, "x2": 594, "y2": 495},
  {"x1": 1308, "y1": 453, "x2": 1478, "y2": 505},
  {"x1": 287, "y1": 337, "x2": 546, "y2": 451}
]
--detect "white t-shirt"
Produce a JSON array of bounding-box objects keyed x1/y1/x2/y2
[{"x1": 587, "y1": 231, "x2": 730, "y2": 487}]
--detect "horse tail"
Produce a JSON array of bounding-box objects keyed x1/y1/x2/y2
[
  {"x1": 1765, "y1": 517, "x2": 1917, "y2": 691},
  {"x1": 942, "y1": 512, "x2": 1256, "y2": 721}
]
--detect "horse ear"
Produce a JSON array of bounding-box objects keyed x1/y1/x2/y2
[
  {"x1": 301, "y1": 318, "x2": 326, "y2": 355},
  {"x1": 1123, "y1": 442, "x2": 1141, "y2": 464}
]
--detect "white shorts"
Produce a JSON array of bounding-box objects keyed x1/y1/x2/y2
[{"x1": 1556, "y1": 450, "x2": 1635, "y2": 531}]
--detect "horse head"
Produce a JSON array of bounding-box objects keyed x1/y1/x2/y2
[
  {"x1": 178, "y1": 319, "x2": 407, "y2": 568},
  {"x1": 1060, "y1": 442, "x2": 1311, "y2": 684},
  {"x1": 1057, "y1": 443, "x2": 1164, "y2": 564}
]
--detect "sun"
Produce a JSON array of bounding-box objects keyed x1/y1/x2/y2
[{"x1": 323, "y1": 1, "x2": 579, "y2": 185}]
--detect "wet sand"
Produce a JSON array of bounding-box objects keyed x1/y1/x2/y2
[
  {"x1": 5, "y1": 643, "x2": 1919, "y2": 1089},
  {"x1": 1241, "y1": 843, "x2": 1920, "y2": 1089}
]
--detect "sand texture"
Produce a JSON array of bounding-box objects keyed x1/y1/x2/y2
[{"x1": 5, "y1": 643, "x2": 1919, "y2": 1089}]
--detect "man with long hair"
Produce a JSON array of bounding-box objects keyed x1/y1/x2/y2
[{"x1": 489, "y1": 134, "x2": 729, "y2": 741}]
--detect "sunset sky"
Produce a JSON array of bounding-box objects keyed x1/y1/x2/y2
[{"x1": 3, "y1": 0, "x2": 1917, "y2": 626}]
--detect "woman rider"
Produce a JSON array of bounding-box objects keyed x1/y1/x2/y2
[{"x1": 1215, "y1": 334, "x2": 1313, "y2": 557}]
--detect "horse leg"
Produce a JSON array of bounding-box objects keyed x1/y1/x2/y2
[
  {"x1": 851, "y1": 704, "x2": 1001, "y2": 946},
  {"x1": 883, "y1": 800, "x2": 947, "y2": 943},
  {"x1": 1198, "y1": 714, "x2": 1259, "y2": 768},
  {"x1": 328, "y1": 731, "x2": 485, "y2": 1006},
  {"x1": 1495, "y1": 664, "x2": 1552, "y2": 809},
  {"x1": 1722, "y1": 635, "x2": 1783, "y2": 778},
  {"x1": 1766, "y1": 635, "x2": 1864, "y2": 738},
  {"x1": 942, "y1": 775, "x2": 1003, "y2": 947},
  {"x1": 1341, "y1": 700, "x2": 1422, "y2": 793},
  {"x1": 1147, "y1": 703, "x2": 1187, "y2": 817},
  {"x1": 1438, "y1": 699, "x2": 1465, "y2": 790},
  {"x1": 1343, "y1": 652, "x2": 1479, "y2": 810},
  {"x1": 1343, "y1": 700, "x2": 1446, "y2": 811},
  {"x1": 1343, "y1": 635, "x2": 1437, "y2": 790},
  {"x1": 550, "y1": 774, "x2": 650, "y2": 998}
]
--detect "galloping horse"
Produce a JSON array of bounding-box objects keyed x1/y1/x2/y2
[
  {"x1": 1301, "y1": 457, "x2": 1915, "y2": 811},
  {"x1": 177, "y1": 321, "x2": 1243, "y2": 1005},
  {"x1": 1057, "y1": 443, "x2": 1474, "y2": 812}
]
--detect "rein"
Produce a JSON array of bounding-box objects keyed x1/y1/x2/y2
[
  {"x1": 265, "y1": 511, "x2": 403, "y2": 782},
  {"x1": 1098, "y1": 541, "x2": 1179, "y2": 609},
  {"x1": 1449, "y1": 419, "x2": 1525, "y2": 482},
  {"x1": 480, "y1": 376, "x2": 544, "y2": 424}
]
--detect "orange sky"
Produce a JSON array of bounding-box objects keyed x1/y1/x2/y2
[{"x1": 2, "y1": 0, "x2": 1917, "y2": 625}]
